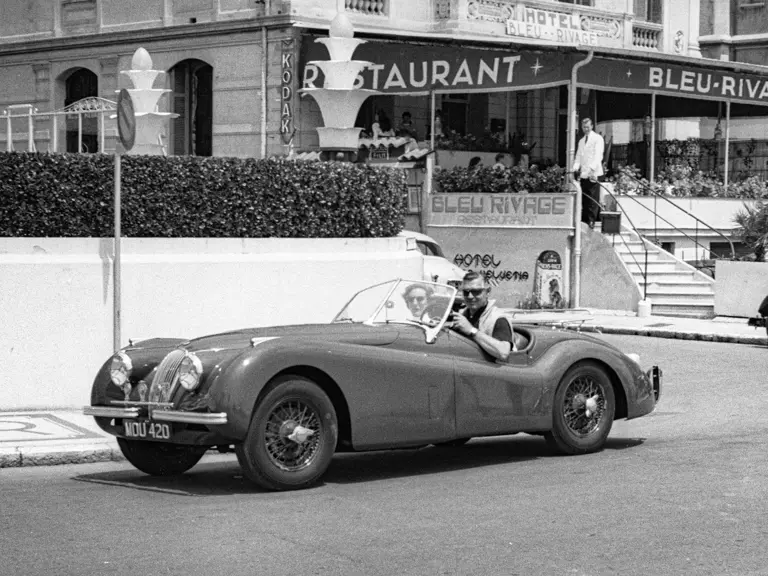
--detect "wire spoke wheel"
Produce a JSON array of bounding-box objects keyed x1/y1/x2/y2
[
  {"x1": 238, "y1": 376, "x2": 338, "y2": 491},
  {"x1": 561, "y1": 375, "x2": 606, "y2": 437},
  {"x1": 545, "y1": 362, "x2": 615, "y2": 455},
  {"x1": 264, "y1": 398, "x2": 321, "y2": 472}
]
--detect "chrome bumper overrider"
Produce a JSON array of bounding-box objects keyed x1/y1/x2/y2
[
  {"x1": 83, "y1": 406, "x2": 227, "y2": 425},
  {"x1": 649, "y1": 366, "x2": 662, "y2": 402},
  {"x1": 83, "y1": 406, "x2": 140, "y2": 419}
]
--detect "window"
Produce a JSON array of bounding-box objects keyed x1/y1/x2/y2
[
  {"x1": 634, "y1": 0, "x2": 662, "y2": 23},
  {"x1": 733, "y1": 0, "x2": 768, "y2": 35},
  {"x1": 169, "y1": 59, "x2": 213, "y2": 156}
]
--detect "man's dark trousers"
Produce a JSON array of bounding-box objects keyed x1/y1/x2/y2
[{"x1": 580, "y1": 178, "x2": 600, "y2": 226}]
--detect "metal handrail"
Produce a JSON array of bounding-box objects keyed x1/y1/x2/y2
[
  {"x1": 617, "y1": 172, "x2": 736, "y2": 260},
  {"x1": 591, "y1": 183, "x2": 650, "y2": 299}
]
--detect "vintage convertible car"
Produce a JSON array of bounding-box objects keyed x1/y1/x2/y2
[{"x1": 84, "y1": 279, "x2": 662, "y2": 491}]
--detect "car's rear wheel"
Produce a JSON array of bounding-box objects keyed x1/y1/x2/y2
[
  {"x1": 236, "y1": 376, "x2": 338, "y2": 491},
  {"x1": 117, "y1": 438, "x2": 207, "y2": 476},
  {"x1": 544, "y1": 362, "x2": 615, "y2": 455}
]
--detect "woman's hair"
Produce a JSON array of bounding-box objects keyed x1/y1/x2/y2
[
  {"x1": 403, "y1": 283, "x2": 434, "y2": 300},
  {"x1": 468, "y1": 156, "x2": 482, "y2": 169}
]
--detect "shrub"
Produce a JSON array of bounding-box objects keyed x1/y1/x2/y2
[
  {"x1": 0, "y1": 153, "x2": 407, "y2": 238},
  {"x1": 733, "y1": 199, "x2": 768, "y2": 261},
  {"x1": 433, "y1": 165, "x2": 567, "y2": 194}
]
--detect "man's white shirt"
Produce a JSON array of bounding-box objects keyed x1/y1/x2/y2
[{"x1": 573, "y1": 131, "x2": 605, "y2": 180}]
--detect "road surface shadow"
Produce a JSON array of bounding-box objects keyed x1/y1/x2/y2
[{"x1": 71, "y1": 435, "x2": 646, "y2": 496}]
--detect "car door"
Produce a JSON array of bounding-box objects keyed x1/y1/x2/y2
[
  {"x1": 344, "y1": 325, "x2": 456, "y2": 450},
  {"x1": 450, "y1": 332, "x2": 546, "y2": 437}
]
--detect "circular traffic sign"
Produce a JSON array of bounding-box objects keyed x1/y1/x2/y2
[{"x1": 117, "y1": 89, "x2": 136, "y2": 151}]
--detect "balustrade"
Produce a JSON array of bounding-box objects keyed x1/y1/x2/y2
[
  {"x1": 345, "y1": 0, "x2": 388, "y2": 16},
  {"x1": 632, "y1": 22, "x2": 663, "y2": 50}
]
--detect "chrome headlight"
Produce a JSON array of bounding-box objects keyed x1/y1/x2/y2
[
  {"x1": 178, "y1": 352, "x2": 203, "y2": 391},
  {"x1": 109, "y1": 352, "x2": 133, "y2": 387},
  {"x1": 626, "y1": 353, "x2": 641, "y2": 366}
]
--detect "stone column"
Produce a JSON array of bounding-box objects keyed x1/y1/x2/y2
[{"x1": 687, "y1": 0, "x2": 701, "y2": 57}]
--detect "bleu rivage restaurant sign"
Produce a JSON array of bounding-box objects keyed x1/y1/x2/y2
[
  {"x1": 301, "y1": 40, "x2": 572, "y2": 93},
  {"x1": 430, "y1": 193, "x2": 574, "y2": 228}
]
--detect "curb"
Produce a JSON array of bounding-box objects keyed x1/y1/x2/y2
[
  {"x1": 562, "y1": 324, "x2": 768, "y2": 346},
  {"x1": 0, "y1": 443, "x2": 124, "y2": 469}
]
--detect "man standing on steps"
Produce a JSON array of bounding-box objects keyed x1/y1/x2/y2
[{"x1": 572, "y1": 117, "x2": 605, "y2": 229}]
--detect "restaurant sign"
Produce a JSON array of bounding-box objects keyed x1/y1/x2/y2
[
  {"x1": 430, "y1": 193, "x2": 574, "y2": 228},
  {"x1": 301, "y1": 39, "x2": 573, "y2": 94},
  {"x1": 581, "y1": 57, "x2": 768, "y2": 106}
]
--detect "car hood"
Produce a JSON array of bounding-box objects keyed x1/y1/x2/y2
[{"x1": 178, "y1": 323, "x2": 401, "y2": 353}]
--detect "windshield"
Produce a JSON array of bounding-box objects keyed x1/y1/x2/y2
[{"x1": 333, "y1": 279, "x2": 457, "y2": 328}]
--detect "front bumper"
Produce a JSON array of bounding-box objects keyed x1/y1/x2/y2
[{"x1": 83, "y1": 405, "x2": 228, "y2": 425}]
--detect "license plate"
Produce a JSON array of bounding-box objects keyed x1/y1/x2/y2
[{"x1": 123, "y1": 420, "x2": 171, "y2": 440}]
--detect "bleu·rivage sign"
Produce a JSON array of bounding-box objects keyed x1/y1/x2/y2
[{"x1": 430, "y1": 193, "x2": 573, "y2": 228}]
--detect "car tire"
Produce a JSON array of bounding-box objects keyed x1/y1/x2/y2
[
  {"x1": 237, "y1": 376, "x2": 338, "y2": 491},
  {"x1": 117, "y1": 438, "x2": 207, "y2": 476},
  {"x1": 433, "y1": 437, "x2": 471, "y2": 448},
  {"x1": 544, "y1": 362, "x2": 615, "y2": 455}
]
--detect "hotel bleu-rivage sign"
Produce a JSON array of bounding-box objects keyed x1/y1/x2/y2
[{"x1": 467, "y1": 1, "x2": 623, "y2": 47}]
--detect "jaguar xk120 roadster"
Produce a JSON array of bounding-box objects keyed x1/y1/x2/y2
[{"x1": 84, "y1": 279, "x2": 661, "y2": 491}]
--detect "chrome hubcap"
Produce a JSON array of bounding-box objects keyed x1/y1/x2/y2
[
  {"x1": 265, "y1": 399, "x2": 320, "y2": 472},
  {"x1": 562, "y1": 376, "x2": 605, "y2": 437}
]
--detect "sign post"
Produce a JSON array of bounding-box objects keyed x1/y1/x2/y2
[{"x1": 114, "y1": 89, "x2": 135, "y2": 352}]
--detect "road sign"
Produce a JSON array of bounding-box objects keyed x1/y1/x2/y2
[{"x1": 117, "y1": 89, "x2": 135, "y2": 151}]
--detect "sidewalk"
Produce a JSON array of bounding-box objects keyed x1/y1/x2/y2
[{"x1": 2, "y1": 312, "x2": 765, "y2": 470}]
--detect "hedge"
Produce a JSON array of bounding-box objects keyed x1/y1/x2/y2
[{"x1": 0, "y1": 153, "x2": 408, "y2": 238}]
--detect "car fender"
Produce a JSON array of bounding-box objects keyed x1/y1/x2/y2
[
  {"x1": 529, "y1": 338, "x2": 641, "y2": 420},
  {"x1": 205, "y1": 338, "x2": 351, "y2": 439}
]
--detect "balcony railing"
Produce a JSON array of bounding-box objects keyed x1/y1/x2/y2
[
  {"x1": 345, "y1": 0, "x2": 389, "y2": 16},
  {"x1": 632, "y1": 21, "x2": 663, "y2": 50}
]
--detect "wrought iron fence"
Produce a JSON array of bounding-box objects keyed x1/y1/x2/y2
[
  {"x1": 608, "y1": 139, "x2": 768, "y2": 182},
  {"x1": 1, "y1": 97, "x2": 118, "y2": 154}
]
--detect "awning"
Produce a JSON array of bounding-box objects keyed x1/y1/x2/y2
[{"x1": 579, "y1": 49, "x2": 768, "y2": 108}]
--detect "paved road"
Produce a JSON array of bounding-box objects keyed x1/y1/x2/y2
[{"x1": 1, "y1": 335, "x2": 766, "y2": 576}]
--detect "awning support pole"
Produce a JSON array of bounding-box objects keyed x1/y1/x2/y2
[
  {"x1": 422, "y1": 89, "x2": 436, "y2": 234},
  {"x1": 724, "y1": 100, "x2": 731, "y2": 189},
  {"x1": 650, "y1": 92, "x2": 656, "y2": 184},
  {"x1": 568, "y1": 51, "x2": 594, "y2": 310}
]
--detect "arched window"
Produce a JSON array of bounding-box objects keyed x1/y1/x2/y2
[
  {"x1": 169, "y1": 59, "x2": 213, "y2": 156},
  {"x1": 65, "y1": 68, "x2": 98, "y2": 153}
]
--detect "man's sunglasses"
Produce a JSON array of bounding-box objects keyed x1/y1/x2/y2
[{"x1": 462, "y1": 288, "x2": 486, "y2": 297}]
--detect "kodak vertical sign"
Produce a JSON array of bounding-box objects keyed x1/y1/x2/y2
[{"x1": 280, "y1": 39, "x2": 295, "y2": 144}]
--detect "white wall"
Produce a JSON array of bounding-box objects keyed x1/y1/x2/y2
[
  {"x1": 0, "y1": 237, "x2": 423, "y2": 410},
  {"x1": 715, "y1": 261, "x2": 768, "y2": 317}
]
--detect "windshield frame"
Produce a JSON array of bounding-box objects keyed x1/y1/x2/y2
[{"x1": 332, "y1": 278, "x2": 458, "y2": 343}]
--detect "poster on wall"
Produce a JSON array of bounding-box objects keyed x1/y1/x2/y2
[{"x1": 533, "y1": 250, "x2": 566, "y2": 309}]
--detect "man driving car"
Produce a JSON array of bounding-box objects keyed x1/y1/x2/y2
[{"x1": 450, "y1": 271, "x2": 513, "y2": 361}]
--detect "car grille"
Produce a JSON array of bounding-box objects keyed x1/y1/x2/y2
[{"x1": 148, "y1": 349, "x2": 185, "y2": 404}]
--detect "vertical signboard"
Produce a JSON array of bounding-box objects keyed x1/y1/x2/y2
[{"x1": 280, "y1": 38, "x2": 296, "y2": 148}]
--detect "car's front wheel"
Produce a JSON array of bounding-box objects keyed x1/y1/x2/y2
[
  {"x1": 236, "y1": 376, "x2": 338, "y2": 491},
  {"x1": 544, "y1": 362, "x2": 615, "y2": 455},
  {"x1": 117, "y1": 438, "x2": 207, "y2": 476}
]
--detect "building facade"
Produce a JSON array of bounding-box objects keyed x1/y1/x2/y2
[{"x1": 0, "y1": 0, "x2": 705, "y2": 162}]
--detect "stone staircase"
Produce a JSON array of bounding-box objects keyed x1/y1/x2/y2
[{"x1": 611, "y1": 229, "x2": 716, "y2": 318}]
